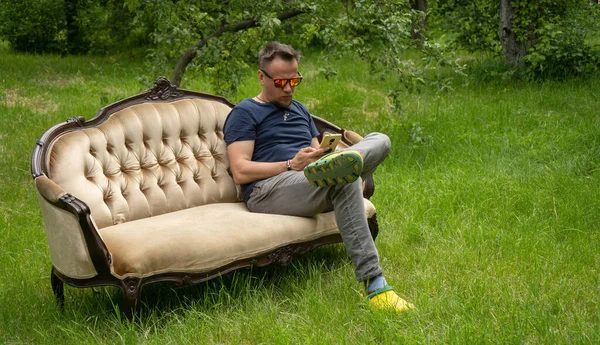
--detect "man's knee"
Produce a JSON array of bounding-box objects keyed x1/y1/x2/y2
[
  {"x1": 364, "y1": 132, "x2": 391, "y2": 157},
  {"x1": 375, "y1": 132, "x2": 391, "y2": 155}
]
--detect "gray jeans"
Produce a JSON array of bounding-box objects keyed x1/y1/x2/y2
[{"x1": 246, "y1": 133, "x2": 391, "y2": 282}]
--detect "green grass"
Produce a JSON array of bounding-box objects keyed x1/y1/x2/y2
[{"x1": 1, "y1": 50, "x2": 599, "y2": 344}]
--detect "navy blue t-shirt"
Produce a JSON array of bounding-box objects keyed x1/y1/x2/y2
[{"x1": 224, "y1": 98, "x2": 320, "y2": 202}]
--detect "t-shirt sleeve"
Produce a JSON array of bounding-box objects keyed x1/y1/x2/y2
[
  {"x1": 308, "y1": 115, "x2": 320, "y2": 138},
  {"x1": 305, "y1": 108, "x2": 321, "y2": 138},
  {"x1": 223, "y1": 107, "x2": 256, "y2": 145}
]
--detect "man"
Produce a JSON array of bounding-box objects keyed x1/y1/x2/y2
[{"x1": 223, "y1": 42, "x2": 413, "y2": 312}]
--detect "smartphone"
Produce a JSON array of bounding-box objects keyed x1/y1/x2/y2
[{"x1": 319, "y1": 133, "x2": 342, "y2": 151}]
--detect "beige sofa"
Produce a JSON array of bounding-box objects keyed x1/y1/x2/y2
[{"x1": 31, "y1": 77, "x2": 379, "y2": 319}]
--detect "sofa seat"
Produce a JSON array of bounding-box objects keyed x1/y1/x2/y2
[{"x1": 98, "y1": 200, "x2": 376, "y2": 278}]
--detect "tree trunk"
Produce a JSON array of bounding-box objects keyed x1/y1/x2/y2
[
  {"x1": 171, "y1": 9, "x2": 306, "y2": 87},
  {"x1": 410, "y1": 0, "x2": 428, "y2": 40},
  {"x1": 499, "y1": 0, "x2": 528, "y2": 68}
]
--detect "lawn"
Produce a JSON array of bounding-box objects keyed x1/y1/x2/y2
[{"x1": 1, "y1": 50, "x2": 599, "y2": 344}]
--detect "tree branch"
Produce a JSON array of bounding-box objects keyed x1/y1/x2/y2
[{"x1": 171, "y1": 8, "x2": 306, "y2": 86}]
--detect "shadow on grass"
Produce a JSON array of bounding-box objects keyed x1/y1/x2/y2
[{"x1": 58, "y1": 244, "x2": 350, "y2": 322}]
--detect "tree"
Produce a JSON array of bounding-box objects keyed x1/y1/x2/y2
[
  {"x1": 410, "y1": 0, "x2": 428, "y2": 40},
  {"x1": 499, "y1": 0, "x2": 528, "y2": 68},
  {"x1": 500, "y1": 0, "x2": 600, "y2": 76},
  {"x1": 430, "y1": 0, "x2": 600, "y2": 77},
  {"x1": 0, "y1": 0, "x2": 463, "y2": 95},
  {"x1": 123, "y1": 0, "x2": 321, "y2": 93},
  {"x1": 171, "y1": 8, "x2": 306, "y2": 86},
  {"x1": 136, "y1": 0, "x2": 462, "y2": 96}
]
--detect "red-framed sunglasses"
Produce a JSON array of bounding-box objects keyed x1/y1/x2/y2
[{"x1": 260, "y1": 69, "x2": 303, "y2": 88}]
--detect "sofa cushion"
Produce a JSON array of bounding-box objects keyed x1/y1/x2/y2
[
  {"x1": 46, "y1": 98, "x2": 239, "y2": 229},
  {"x1": 98, "y1": 200, "x2": 376, "y2": 278}
]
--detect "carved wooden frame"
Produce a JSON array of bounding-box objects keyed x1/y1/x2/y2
[{"x1": 31, "y1": 77, "x2": 379, "y2": 320}]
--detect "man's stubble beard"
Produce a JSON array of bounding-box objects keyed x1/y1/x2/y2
[{"x1": 273, "y1": 99, "x2": 292, "y2": 109}]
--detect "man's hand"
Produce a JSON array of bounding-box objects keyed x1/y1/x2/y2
[
  {"x1": 289, "y1": 146, "x2": 330, "y2": 170},
  {"x1": 228, "y1": 137, "x2": 327, "y2": 184}
]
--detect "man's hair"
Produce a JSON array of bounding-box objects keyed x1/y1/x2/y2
[{"x1": 258, "y1": 42, "x2": 300, "y2": 70}]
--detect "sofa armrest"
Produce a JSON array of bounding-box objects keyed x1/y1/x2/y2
[
  {"x1": 35, "y1": 175, "x2": 112, "y2": 279},
  {"x1": 35, "y1": 173, "x2": 68, "y2": 202},
  {"x1": 343, "y1": 129, "x2": 364, "y2": 146}
]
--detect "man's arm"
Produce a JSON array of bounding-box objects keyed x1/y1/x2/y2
[
  {"x1": 228, "y1": 140, "x2": 287, "y2": 185},
  {"x1": 228, "y1": 138, "x2": 327, "y2": 185},
  {"x1": 309, "y1": 137, "x2": 320, "y2": 149}
]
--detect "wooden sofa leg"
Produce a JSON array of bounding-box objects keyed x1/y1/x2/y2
[
  {"x1": 51, "y1": 267, "x2": 65, "y2": 309},
  {"x1": 120, "y1": 277, "x2": 142, "y2": 321},
  {"x1": 368, "y1": 214, "x2": 379, "y2": 240}
]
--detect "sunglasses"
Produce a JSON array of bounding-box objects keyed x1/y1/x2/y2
[{"x1": 260, "y1": 69, "x2": 303, "y2": 88}]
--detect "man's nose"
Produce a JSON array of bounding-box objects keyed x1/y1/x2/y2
[{"x1": 283, "y1": 82, "x2": 293, "y2": 92}]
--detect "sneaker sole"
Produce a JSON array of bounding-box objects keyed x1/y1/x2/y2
[{"x1": 304, "y1": 150, "x2": 363, "y2": 187}]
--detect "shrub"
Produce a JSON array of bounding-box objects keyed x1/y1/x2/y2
[
  {"x1": 0, "y1": 0, "x2": 66, "y2": 53},
  {"x1": 523, "y1": 3, "x2": 600, "y2": 79},
  {"x1": 524, "y1": 23, "x2": 600, "y2": 79}
]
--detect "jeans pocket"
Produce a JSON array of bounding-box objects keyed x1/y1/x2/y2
[
  {"x1": 248, "y1": 183, "x2": 262, "y2": 199},
  {"x1": 246, "y1": 184, "x2": 264, "y2": 213}
]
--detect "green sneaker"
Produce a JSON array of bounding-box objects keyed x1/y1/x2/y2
[{"x1": 304, "y1": 150, "x2": 363, "y2": 187}]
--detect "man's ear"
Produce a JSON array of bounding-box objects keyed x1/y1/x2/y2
[{"x1": 258, "y1": 70, "x2": 265, "y2": 85}]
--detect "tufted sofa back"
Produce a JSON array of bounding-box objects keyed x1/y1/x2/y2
[{"x1": 44, "y1": 97, "x2": 240, "y2": 229}]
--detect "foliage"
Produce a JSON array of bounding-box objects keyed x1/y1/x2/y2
[
  {"x1": 430, "y1": 0, "x2": 600, "y2": 79},
  {"x1": 1, "y1": 0, "x2": 597, "y2": 84},
  {"x1": 0, "y1": 0, "x2": 66, "y2": 53},
  {"x1": 137, "y1": 0, "x2": 465, "y2": 101},
  {"x1": 296, "y1": 0, "x2": 466, "y2": 112},
  {"x1": 0, "y1": 0, "x2": 154, "y2": 54},
  {"x1": 429, "y1": 0, "x2": 500, "y2": 54},
  {"x1": 77, "y1": 0, "x2": 154, "y2": 55},
  {"x1": 523, "y1": 2, "x2": 600, "y2": 79},
  {"x1": 132, "y1": 0, "x2": 316, "y2": 93}
]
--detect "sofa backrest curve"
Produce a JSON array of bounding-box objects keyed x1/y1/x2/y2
[{"x1": 44, "y1": 96, "x2": 239, "y2": 228}]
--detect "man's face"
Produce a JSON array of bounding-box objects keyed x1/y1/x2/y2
[{"x1": 259, "y1": 57, "x2": 299, "y2": 109}]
